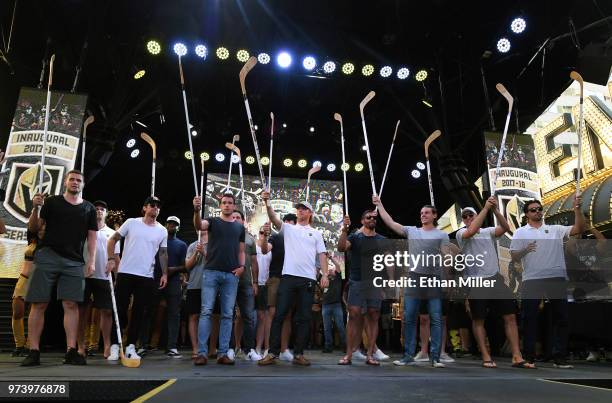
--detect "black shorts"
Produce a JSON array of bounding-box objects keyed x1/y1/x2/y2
[
  {"x1": 82, "y1": 278, "x2": 112, "y2": 310},
  {"x1": 186, "y1": 289, "x2": 201, "y2": 315},
  {"x1": 468, "y1": 275, "x2": 517, "y2": 320},
  {"x1": 447, "y1": 300, "x2": 471, "y2": 329},
  {"x1": 256, "y1": 285, "x2": 268, "y2": 310}
]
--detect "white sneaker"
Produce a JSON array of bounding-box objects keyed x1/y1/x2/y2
[
  {"x1": 125, "y1": 344, "x2": 141, "y2": 360},
  {"x1": 374, "y1": 348, "x2": 390, "y2": 361},
  {"x1": 440, "y1": 352, "x2": 455, "y2": 363},
  {"x1": 166, "y1": 349, "x2": 182, "y2": 358},
  {"x1": 432, "y1": 360, "x2": 446, "y2": 368},
  {"x1": 226, "y1": 348, "x2": 236, "y2": 361},
  {"x1": 279, "y1": 349, "x2": 294, "y2": 361},
  {"x1": 352, "y1": 350, "x2": 367, "y2": 360},
  {"x1": 107, "y1": 344, "x2": 120, "y2": 361},
  {"x1": 247, "y1": 349, "x2": 262, "y2": 361},
  {"x1": 586, "y1": 351, "x2": 599, "y2": 362},
  {"x1": 414, "y1": 351, "x2": 429, "y2": 361},
  {"x1": 263, "y1": 349, "x2": 268, "y2": 357}
]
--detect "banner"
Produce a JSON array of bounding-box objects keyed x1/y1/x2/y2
[{"x1": 0, "y1": 88, "x2": 87, "y2": 277}]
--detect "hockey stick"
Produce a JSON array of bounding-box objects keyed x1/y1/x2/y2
[
  {"x1": 225, "y1": 134, "x2": 240, "y2": 192},
  {"x1": 239, "y1": 56, "x2": 266, "y2": 188},
  {"x1": 108, "y1": 274, "x2": 140, "y2": 368},
  {"x1": 378, "y1": 120, "x2": 400, "y2": 199},
  {"x1": 570, "y1": 71, "x2": 584, "y2": 197},
  {"x1": 198, "y1": 154, "x2": 205, "y2": 242},
  {"x1": 424, "y1": 130, "x2": 441, "y2": 206},
  {"x1": 140, "y1": 133, "x2": 156, "y2": 196},
  {"x1": 334, "y1": 113, "x2": 348, "y2": 216},
  {"x1": 491, "y1": 83, "x2": 514, "y2": 195},
  {"x1": 80, "y1": 115, "x2": 94, "y2": 174},
  {"x1": 39, "y1": 54, "x2": 55, "y2": 194},
  {"x1": 178, "y1": 55, "x2": 199, "y2": 197},
  {"x1": 268, "y1": 112, "x2": 274, "y2": 190},
  {"x1": 226, "y1": 142, "x2": 247, "y2": 218},
  {"x1": 238, "y1": 160, "x2": 246, "y2": 221},
  {"x1": 359, "y1": 91, "x2": 378, "y2": 197},
  {"x1": 306, "y1": 164, "x2": 321, "y2": 202}
]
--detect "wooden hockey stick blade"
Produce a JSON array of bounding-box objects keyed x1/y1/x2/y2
[
  {"x1": 569, "y1": 71, "x2": 584, "y2": 85},
  {"x1": 225, "y1": 142, "x2": 241, "y2": 158},
  {"x1": 140, "y1": 132, "x2": 156, "y2": 157},
  {"x1": 120, "y1": 350, "x2": 141, "y2": 368},
  {"x1": 424, "y1": 130, "x2": 441, "y2": 159},
  {"x1": 239, "y1": 56, "x2": 257, "y2": 94},
  {"x1": 82, "y1": 116, "x2": 94, "y2": 136},
  {"x1": 308, "y1": 165, "x2": 321, "y2": 177},
  {"x1": 495, "y1": 83, "x2": 514, "y2": 108},
  {"x1": 392, "y1": 120, "x2": 400, "y2": 142},
  {"x1": 333, "y1": 113, "x2": 342, "y2": 123},
  {"x1": 270, "y1": 112, "x2": 274, "y2": 137},
  {"x1": 48, "y1": 54, "x2": 55, "y2": 87},
  {"x1": 359, "y1": 91, "x2": 376, "y2": 114}
]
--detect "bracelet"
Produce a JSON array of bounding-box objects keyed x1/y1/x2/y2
[{"x1": 20, "y1": 273, "x2": 29, "y2": 279}]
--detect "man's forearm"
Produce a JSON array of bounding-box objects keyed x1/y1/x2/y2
[
  {"x1": 159, "y1": 248, "x2": 168, "y2": 276},
  {"x1": 493, "y1": 209, "x2": 511, "y2": 232},
  {"x1": 338, "y1": 230, "x2": 348, "y2": 251},
  {"x1": 87, "y1": 233, "x2": 96, "y2": 264},
  {"x1": 27, "y1": 210, "x2": 40, "y2": 233},
  {"x1": 266, "y1": 204, "x2": 281, "y2": 229},
  {"x1": 193, "y1": 211, "x2": 202, "y2": 231}
]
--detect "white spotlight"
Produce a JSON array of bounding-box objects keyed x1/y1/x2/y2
[
  {"x1": 397, "y1": 67, "x2": 410, "y2": 80},
  {"x1": 411, "y1": 169, "x2": 421, "y2": 178},
  {"x1": 302, "y1": 56, "x2": 316, "y2": 71},
  {"x1": 195, "y1": 45, "x2": 208, "y2": 59},
  {"x1": 215, "y1": 153, "x2": 225, "y2": 162},
  {"x1": 173, "y1": 43, "x2": 187, "y2": 57},
  {"x1": 361, "y1": 145, "x2": 367, "y2": 151},
  {"x1": 258, "y1": 53, "x2": 271, "y2": 64},
  {"x1": 126, "y1": 139, "x2": 136, "y2": 148},
  {"x1": 416, "y1": 161, "x2": 426, "y2": 170},
  {"x1": 323, "y1": 61, "x2": 336, "y2": 74},
  {"x1": 313, "y1": 160, "x2": 322, "y2": 168},
  {"x1": 380, "y1": 66, "x2": 392, "y2": 77},
  {"x1": 511, "y1": 18, "x2": 526, "y2": 34},
  {"x1": 191, "y1": 129, "x2": 198, "y2": 136},
  {"x1": 130, "y1": 149, "x2": 140, "y2": 158},
  {"x1": 497, "y1": 38, "x2": 511, "y2": 53},
  {"x1": 327, "y1": 163, "x2": 336, "y2": 172},
  {"x1": 231, "y1": 155, "x2": 240, "y2": 163},
  {"x1": 277, "y1": 51, "x2": 292, "y2": 68},
  {"x1": 282, "y1": 123, "x2": 287, "y2": 128},
  {"x1": 309, "y1": 126, "x2": 315, "y2": 133}
]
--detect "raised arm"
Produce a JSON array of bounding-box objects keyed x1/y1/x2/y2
[
  {"x1": 570, "y1": 195, "x2": 585, "y2": 236},
  {"x1": 259, "y1": 222, "x2": 273, "y2": 254},
  {"x1": 371, "y1": 195, "x2": 405, "y2": 237},
  {"x1": 261, "y1": 191, "x2": 282, "y2": 230},
  {"x1": 192, "y1": 196, "x2": 210, "y2": 231},
  {"x1": 338, "y1": 215, "x2": 352, "y2": 252},
  {"x1": 186, "y1": 242, "x2": 204, "y2": 270},
  {"x1": 28, "y1": 193, "x2": 45, "y2": 233}
]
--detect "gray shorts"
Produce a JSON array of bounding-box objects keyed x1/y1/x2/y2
[
  {"x1": 347, "y1": 280, "x2": 382, "y2": 310},
  {"x1": 26, "y1": 247, "x2": 84, "y2": 303}
]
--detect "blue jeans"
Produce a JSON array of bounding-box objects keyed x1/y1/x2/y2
[
  {"x1": 403, "y1": 295, "x2": 442, "y2": 361},
  {"x1": 198, "y1": 269, "x2": 239, "y2": 357},
  {"x1": 322, "y1": 303, "x2": 346, "y2": 349}
]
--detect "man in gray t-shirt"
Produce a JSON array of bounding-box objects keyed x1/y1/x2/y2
[{"x1": 185, "y1": 229, "x2": 208, "y2": 358}]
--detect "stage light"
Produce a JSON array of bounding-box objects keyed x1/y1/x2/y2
[
  {"x1": 415, "y1": 70, "x2": 428, "y2": 82},
  {"x1": 261, "y1": 157, "x2": 270, "y2": 166},
  {"x1": 130, "y1": 149, "x2": 140, "y2": 158},
  {"x1": 302, "y1": 56, "x2": 316, "y2": 71},
  {"x1": 309, "y1": 126, "x2": 315, "y2": 133},
  {"x1": 258, "y1": 53, "x2": 270, "y2": 64},
  {"x1": 231, "y1": 154, "x2": 240, "y2": 163},
  {"x1": 246, "y1": 156, "x2": 255, "y2": 164},
  {"x1": 323, "y1": 61, "x2": 336, "y2": 74},
  {"x1": 362, "y1": 64, "x2": 374, "y2": 76},
  {"x1": 283, "y1": 158, "x2": 293, "y2": 167},
  {"x1": 254, "y1": 125, "x2": 259, "y2": 130},
  {"x1": 215, "y1": 153, "x2": 225, "y2": 162},
  {"x1": 216, "y1": 47, "x2": 230, "y2": 60},
  {"x1": 327, "y1": 163, "x2": 336, "y2": 172},
  {"x1": 313, "y1": 161, "x2": 322, "y2": 168},
  {"x1": 380, "y1": 66, "x2": 392, "y2": 78},
  {"x1": 298, "y1": 159, "x2": 307, "y2": 168},
  {"x1": 497, "y1": 38, "x2": 511, "y2": 53},
  {"x1": 173, "y1": 43, "x2": 187, "y2": 57},
  {"x1": 361, "y1": 145, "x2": 367, "y2": 151},
  {"x1": 282, "y1": 123, "x2": 287, "y2": 128},
  {"x1": 397, "y1": 67, "x2": 410, "y2": 80},
  {"x1": 416, "y1": 161, "x2": 426, "y2": 170},
  {"x1": 195, "y1": 45, "x2": 208, "y2": 59},
  {"x1": 411, "y1": 169, "x2": 421, "y2": 178},
  {"x1": 133, "y1": 69, "x2": 146, "y2": 80},
  {"x1": 191, "y1": 129, "x2": 198, "y2": 136},
  {"x1": 237, "y1": 49, "x2": 250, "y2": 62},
  {"x1": 277, "y1": 51, "x2": 292, "y2": 68},
  {"x1": 146, "y1": 40, "x2": 161, "y2": 55},
  {"x1": 200, "y1": 152, "x2": 210, "y2": 161},
  {"x1": 342, "y1": 62, "x2": 354, "y2": 75},
  {"x1": 341, "y1": 163, "x2": 350, "y2": 172},
  {"x1": 511, "y1": 17, "x2": 526, "y2": 34},
  {"x1": 422, "y1": 99, "x2": 433, "y2": 108},
  {"x1": 354, "y1": 163, "x2": 364, "y2": 172},
  {"x1": 185, "y1": 151, "x2": 192, "y2": 160},
  {"x1": 126, "y1": 139, "x2": 136, "y2": 148}
]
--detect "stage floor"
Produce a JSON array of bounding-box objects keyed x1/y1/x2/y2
[{"x1": 1, "y1": 351, "x2": 611, "y2": 402}]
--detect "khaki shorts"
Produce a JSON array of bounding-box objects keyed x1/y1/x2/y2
[
  {"x1": 266, "y1": 277, "x2": 281, "y2": 307},
  {"x1": 13, "y1": 275, "x2": 30, "y2": 299},
  {"x1": 26, "y1": 247, "x2": 85, "y2": 303}
]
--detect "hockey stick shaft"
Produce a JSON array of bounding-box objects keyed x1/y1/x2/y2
[
  {"x1": 335, "y1": 113, "x2": 348, "y2": 215},
  {"x1": 268, "y1": 112, "x2": 274, "y2": 190},
  {"x1": 39, "y1": 54, "x2": 55, "y2": 193},
  {"x1": 359, "y1": 91, "x2": 378, "y2": 196},
  {"x1": 492, "y1": 84, "x2": 514, "y2": 195},
  {"x1": 426, "y1": 159, "x2": 435, "y2": 206},
  {"x1": 570, "y1": 71, "x2": 584, "y2": 197},
  {"x1": 379, "y1": 120, "x2": 400, "y2": 199},
  {"x1": 178, "y1": 56, "x2": 199, "y2": 197}
]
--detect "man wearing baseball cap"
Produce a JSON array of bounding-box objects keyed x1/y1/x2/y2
[
  {"x1": 259, "y1": 192, "x2": 329, "y2": 366},
  {"x1": 106, "y1": 196, "x2": 168, "y2": 360}
]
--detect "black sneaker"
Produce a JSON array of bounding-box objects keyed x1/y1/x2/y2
[
  {"x1": 21, "y1": 350, "x2": 40, "y2": 366},
  {"x1": 553, "y1": 359, "x2": 574, "y2": 369},
  {"x1": 86, "y1": 346, "x2": 97, "y2": 357},
  {"x1": 322, "y1": 347, "x2": 333, "y2": 353},
  {"x1": 11, "y1": 347, "x2": 25, "y2": 357},
  {"x1": 63, "y1": 348, "x2": 86, "y2": 365}
]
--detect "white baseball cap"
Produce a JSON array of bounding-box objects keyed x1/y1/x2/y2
[
  {"x1": 295, "y1": 201, "x2": 314, "y2": 212},
  {"x1": 461, "y1": 207, "x2": 477, "y2": 216},
  {"x1": 166, "y1": 215, "x2": 181, "y2": 225}
]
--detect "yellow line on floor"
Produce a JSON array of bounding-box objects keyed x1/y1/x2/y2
[
  {"x1": 538, "y1": 378, "x2": 612, "y2": 392},
  {"x1": 132, "y1": 379, "x2": 177, "y2": 402}
]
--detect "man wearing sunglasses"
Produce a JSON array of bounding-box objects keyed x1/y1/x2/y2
[
  {"x1": 510, "y1": 196, "x2": 584, "y2": 369},
  {"x1": 106, "y1": 196, "x2": 169, "y2": 361},
  {"x1": 456, "y1": 197, "x2": 533, "y2": 369}
]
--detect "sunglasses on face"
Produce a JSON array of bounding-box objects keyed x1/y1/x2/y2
[
  {"x1": 461, "y1": 213, "x2": 474, "y2": 219},
  {"x1": 148, "y1": 203, "x2": 161, "y2": 208},
  {"x1": 364, "y1": 216, "x2": 376, "y2": 220},
  {"x1": 528, "y1": 207, "x2": 543, "y2": 213}
]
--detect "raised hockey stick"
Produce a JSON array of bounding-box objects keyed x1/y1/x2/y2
[
  {"x1": 225, "y1": 134, "x2": 240, "y2": 192},
  {"x1": 424, "y1": 130, "x2": 441, "y2": 206},
  {"x1": 140, "y1": 133, "x2": 156, "y2": 196},
  {"x1": 306, "y1": 164, "x2": 321, "y2": 202},
  {"x1": 570, "y1": 71, "x2": 584, "y2": 197},
  {"x1": 39, "y1": 54, "x2": 55, "y2": 194},
  {"x1": 178, "y1": 55, "x2": 199, "y2": 197},
  {"x1": 80, "y1": 115, "x2": 94, "y2": 174},
  {"x1": 378, "y1": 120, "x2": 400, "y2": 199},
  {"x1": 334, "y1": 113, "x2": 348, "y2": 216},
  {"x1": 491, "y1": 83, "x2": 514, "y2": 195},
  {"x1": 268, "y1": 112, "x2": 274, "y2": 190},
  {"x1": 359, "y1": 91, "x2": 378, "y2": 197}
]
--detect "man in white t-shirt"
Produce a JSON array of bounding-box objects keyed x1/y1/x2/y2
[
  {"x1": 106, "y1": 196, "x2": 168, "y2": 360},
  {"x1": 510, "y1": 196, "x2": 584, "y2": 369},
  {"x1": 258, "y1": 191, "x2": 329, "y2": 366},
  {"x1": 77, "y1": 200, "x2": 121, "y2": 360},
  {"x1": 255, "y1": 226, "x2": 272, "y2": 356},
  {"x1": 456, "y1": 197, "x2": 533, "y2": 369}
]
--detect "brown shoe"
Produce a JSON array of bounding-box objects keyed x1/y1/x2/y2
[
  {"x1": 258, "y1": 354, "x2": 278, "y2": 366},
  {"x1": 217, "y1": 355, "x2": 235, "y2": 365},
  {"x1": 292, "y1": 355, "x2": 311, "y2": 366},
  {"x1": 193, "y1": 355, "x2": 208, "y2": 366}
]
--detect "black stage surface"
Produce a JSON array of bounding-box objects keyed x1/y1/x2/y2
[{"x1": 1, "y1": 351, "x2": 611, "y2": 402}]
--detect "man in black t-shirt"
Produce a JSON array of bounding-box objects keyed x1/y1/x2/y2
[{"x1": 22, "y1": 170, "x2": 97, "y2": 367}]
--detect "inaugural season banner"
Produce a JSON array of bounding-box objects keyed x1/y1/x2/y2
[{"x1": 0, "y1": 88, "x2": 87, "y2": 277}]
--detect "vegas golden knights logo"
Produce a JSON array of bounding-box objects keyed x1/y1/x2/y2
[
  {"x1": 504, "y1": 195, "x2": 525, "y2": 236},
  {"x1": 3, "y1": 163, "x2": 63, "y2": 222}
]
